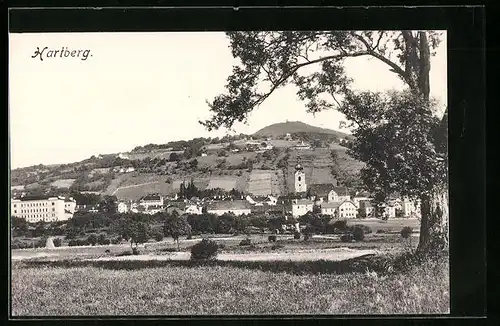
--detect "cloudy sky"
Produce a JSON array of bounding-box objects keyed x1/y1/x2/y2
[{"x1": 9, "y1": 31, "x2": 447, "y2": 169}]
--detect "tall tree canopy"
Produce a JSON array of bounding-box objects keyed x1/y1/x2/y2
[{"x1": 201, "y1": 31, "x2": 448, "y2": 253}]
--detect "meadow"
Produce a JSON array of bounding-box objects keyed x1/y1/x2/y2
[
  {"x1": 11, "y1": 255, "x2": 449, "y2": 316},
  {"x1": 10, "y1": 217, "x2": 448, "y2": 316}
]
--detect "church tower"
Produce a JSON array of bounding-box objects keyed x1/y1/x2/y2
[{"x1": 294, "y1": 162, "x2": 307, "y2": 193}]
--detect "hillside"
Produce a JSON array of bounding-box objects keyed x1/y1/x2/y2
[
  {"x1": 253, "y1": 121, "x2": 352, "y2": 139},
  {"x1": 11, "y1": 123, "x2": 363, "y2": 201}
]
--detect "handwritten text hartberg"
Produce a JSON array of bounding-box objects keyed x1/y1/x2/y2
[{"x1": 32, "y1": 47, "x2": 92, "y2": 61}]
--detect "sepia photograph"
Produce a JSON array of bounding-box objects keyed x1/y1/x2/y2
[{"x1": 10, "y1": 29, "x2": 450, "y2": 316}]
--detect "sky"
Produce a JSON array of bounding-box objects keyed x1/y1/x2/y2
[{"x1": 9, "y1": 31, "x2": 447, "y2": 169}]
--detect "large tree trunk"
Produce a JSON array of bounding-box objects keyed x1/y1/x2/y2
[{"x1": 417, "y1": 186, "x2": 449, "y2": 254}]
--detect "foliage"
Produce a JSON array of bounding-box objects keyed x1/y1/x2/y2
[
  {"x1": 294, "y1": 231, "x2": 301, "y2": 240},
  {"x1": 352, "y1": 226, "x2": 365, "y2": 241},
  {"x1": 190, "y1": 238, "x2": 219, "y2": 260},
  {"x1": 239, "y1": 238, "x2": 252, "y2": 246},
  {"x1": 268, "y1": 235, "x2": 277, "y2": 242},
  {"x1": 401, "y1": 226, "x2": 413, "y2": 239},
  {"x1": 199, "y1": 30, "x2": 448, "y2": 254},
  {"x1": 87, "y1": 234, "x2": 98, "y2": 246},
  {"x1": 340, "y1": 233, "x2": 354, "y2": 242},
  {"x1": 164, "y1": 215, "x2": 191, "y2": 249},
  {"x1": 52, "y1": 238, "x2": 62, "y2": 247}
]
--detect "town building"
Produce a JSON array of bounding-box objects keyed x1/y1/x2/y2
[
  {"x1": 117, "y1": 202, "x2": 129, "y2": 214},
  {"x1": 321, "y1": 200, "x2": 358, "y2": 218},
  {"x1": 359, "y1": 200, "x2": 375, "y2": 217},
  {"x1": 291, "y1": 199, "x2": 314, "y2": 217},
  {"x1": 185, "y1": 204, "x2": 203, "y2": 215},
  {"x1": 207, "y1": 200, "x2": 252, "y2": 216},
  {"x1": 294, "y1": 163, "x2": 307, "y2": 193},
  {"x1": 11, "y1": 196, "x2": 76, "y2": 223},
  {"x1": 353, "y1": 191, "x2": 371, "y2": 208},
  {"x1": 139, "y1": 194, "x2": 164, "y2": 211},
  {"x1": 327, "y1": 187, "x2": 351, "y2": 202}
]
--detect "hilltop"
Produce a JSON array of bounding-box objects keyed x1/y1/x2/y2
[{"x1": 253, "y1": 121, "x2": 352, "y2": 139}]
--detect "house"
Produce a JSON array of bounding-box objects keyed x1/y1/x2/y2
[
  {"x1": 267, "y1": 195, "x2": 278, "y2": 206},
  {"x1": 353, "y1": 191, "x2": 371, "y2": 208},
  {"x1": 321, "y1": 200, "x2": 358, "y2": 218},
  {"x1": 139, "y1": 194, "x2": 164, "y2": 210},
  {"x1": 185, "y1": 204, "x2": 203, "y2": 215},
  {"x1": 125, "y1": 167, "x2": 135, "y2": 173},
  {"x1": 207, "y1": 200, "x2": 252, "y2": 216},
  {"x1": 117, "y1": 202, "x2": 129, "y2": 214},
  {"x1": 381, "y1": 203, "x2": 396, "y2": 219},
  {"x1": 402, "y1": 198, "x2": 421, "y2": 217},
  {"x1": 291, "y1": 199, "x2": 314, "y2": 217},
  {"x1": 327, "y1": 187, "x2": 351, "y2": 202},
  {"x1": 308, "y1": 183, "x2": 336, "y2": 202},
  {"x1": 117, "y1": 153, "x2": 129, "y2": 160},
  {"x1": 201, "y1": 153, "x2": 208, "y2": 157},
  {"x1": 359, "y1": 200, "x2": 375, "y2": 217},
  {"x1": 294, "y1": 141, "x2": 311, "y2": 150}
]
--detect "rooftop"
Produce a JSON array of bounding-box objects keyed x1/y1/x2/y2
[{"x1": 207, "y1": 200, "x2": 252, "y2": 211}]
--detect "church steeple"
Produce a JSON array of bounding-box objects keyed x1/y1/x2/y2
[{"x1": 294, "y1": 157, "x2": 307, "y2": 193}]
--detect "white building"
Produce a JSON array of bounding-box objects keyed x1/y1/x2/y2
[
  {"x1": 294, "y1": 164, "x2": 307, "y2": 193},
  {"x1": 291, "y1": 199, "x2": 314, "y2": 217},
  {"x1": 139, "y1": 194, "x2": 164, "y2": 211},
  {"x1": 117, "y1": 202, "x2": 129, "y2": 214},
  {"x1": 353, "y1": 191, "x2": 371, "y2": 208},
  {"x1": 327, "y1": 187, "x2": 351, "y2": 202},
  {"x1": 11, "y1": 196, "x2": 76, "y2": 223},
  {"x1": 402, "y1": 198, "x2": 421, "y2": 217},
  {"x1": 207, "y1": 200, "x2": 252, "y2": 216},
  {"x1": 185, "y1": 204, "x2": 203, "y2": 215},
  {"x1": 321, "y1": 200, "x2": 358, "y2": 218}
]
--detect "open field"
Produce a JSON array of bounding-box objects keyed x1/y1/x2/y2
[
  {"x1": 11, "y1": 255, "x2": 448, "y2": 315},
  {"x1": 50, "y1": 179, "x2": 76, "y2": 188}
]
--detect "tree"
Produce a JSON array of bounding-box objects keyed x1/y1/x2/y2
[
  {"x1": 98, "y1": 195, "x2": 118, "y2": 214},
  {"x1": 87, "y1": 233, "x2": 98, "y2": 246},
  {"x1": 200, "y1": 31, "x2": 447, "y2": 254},
  {"x1": 164, "y1": 215, "x2": 191, "y2": 250}
]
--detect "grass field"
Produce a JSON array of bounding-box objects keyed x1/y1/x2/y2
[
  {"x1": 11, "y1": 256, "x2": 448, "y2": 315},
  {"x1": 50, "y1": 179, "x2": 76, "y2": 188}
]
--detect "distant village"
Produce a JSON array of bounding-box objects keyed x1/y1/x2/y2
[{"x1": 11, "y1": 160, "x2": 421, "y2": 225}]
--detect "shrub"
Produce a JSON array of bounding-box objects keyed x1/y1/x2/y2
[
  {"x1": 340, "y1": 233, "x2": 354, "y2": 242},
  {"x1": 294, "y1": 231, "x2": 301, "y2": 239},
  {"x1": 271, "y1": 244, "x2": 284, "y2": 250},
  {"x1": 53, "y1": 238, "x2": 62, "y2": 247},
  {"x1": 68, "y1": 239, "x2": 78, "y2": 247},
  {"x1": 239, "y1": 238, "x2": 252, "y2": 246},
  {"x1": 352, "y1": 224, "x2": 372, "y2": 234},
  {"x1": 376, "y1": 229, "x2": 385, "y2": 234},
  {"x1": 268, "y1": 235, "x2": 277, "y2": 242},
  {"x1": 87, "y1": 234, "x2": 98, "y2": 246},
  {"x1": 331, "y1": 220, "x2": 348, "y2": 232},
  {"x1": 352, "y1": 226, "x2": 365, "y2": 241},
  {"x1": 400, "y1": 226, "x2": 413, "y2": 239},
  {"x1": 111, "y1": 238, "x2": 121, "y2": 245},
  {"x1": 190, "y1": 238, "x2": 218, "y2": 260},
  {"x1": 303, "y1": 233, "x2": 311, "y2": 241},
  {"x1": 154, "y1": 232, "x2": 164, "y2": 242},
  {"x1": 186, "y1": 234, "x2": 192, "y2": 240},
  {"x1": 132, "y1": 247, "x2": 140, "y2": 255}
]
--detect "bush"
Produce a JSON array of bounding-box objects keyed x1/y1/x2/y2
[
  {"x1": 268, "y1": 235, "x2": 277, "y2": 242},
  {"x1": 352, "y1": 224, "x2": 372, "y2": 234},
  {"x1": 376, "y1": 229, "x2": 386, "y2": 234},
  {"x1": 294, "y1": 231, "x2": 301, "y2": 239},
  {"x1": 111, "y1": 238, "x2": 121, "y2": 245},
  {"x1": 271, "y1": 244, "x2": 284, "y2": 250},
  {"x1": 53, "y1": 238, "x2": 62, "y2": 247},
  {"x1": 303, "y1": 233, "x2": 311, "y2": 241},
  {"x1": 186, "y1": 234, "x2": 192, "y2": 240},
  {"x1": 190, "y1": 238, "x2": 218, "y2": 260},
  {"x1": 331, "y1": 220, "x2": 348, "y2": 232},
  {"x1": 68, "y1": 239, "x2": 78, "y2": 247},
  {"x1": 352, "y1": 226, "x2": 365, "y2": 241},
  {"x1": 239, "y1": 238, "x2": 252, "y2": 246},
  {"x1": 132, "y1": 247, "x2": 140, "y2": 255},
  {"x1": 400, "y1": 226, "x2": 413, "y2": 239},
  {"x1": 340, "y1": 233, "x2": 354, "y2": 242},
  {"x1": 154, "y1": 232, "x2": 164, "y2": 242},
  {"x1": 87, "y1": 234, "x2": 98, "y2": 246}
]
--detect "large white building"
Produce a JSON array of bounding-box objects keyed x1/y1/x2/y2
[
  {"x1": 11, "y1": 196, "x2": 76, "y2": 223},
  {"x1": 291, "y1": 199, "x2": 314, "y2": 217}
]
